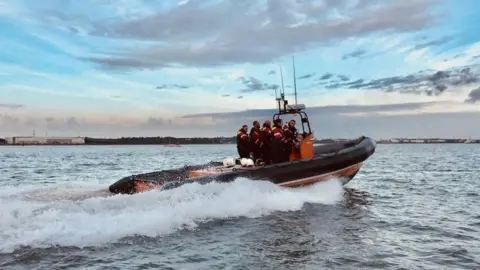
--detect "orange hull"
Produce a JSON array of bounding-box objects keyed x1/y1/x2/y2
[{"x1": 278, "y1": 162, "x2": 362, "y2": 188}]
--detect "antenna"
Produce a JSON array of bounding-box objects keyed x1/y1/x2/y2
[
  {"x1": 292, "y1": 56, "x2": 298, "y2": 105},
  {"x1": 279, "y1": 65, "x2": 285, "y2": 96},
  {"x1": 275, "y1": 64, "x2": 287, "y2": 113}
]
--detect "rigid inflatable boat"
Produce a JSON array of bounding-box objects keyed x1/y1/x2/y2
[{"x1": 108, "y1": 93, "x2": 377, "y2": 195}]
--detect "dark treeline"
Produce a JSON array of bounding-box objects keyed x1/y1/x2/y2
[
  {"x1": 84, "y1": 136, "x2": 237, "y2": 145},
  {"x1": 0, "y1": 138, "x2": 6, "y2": 144}
]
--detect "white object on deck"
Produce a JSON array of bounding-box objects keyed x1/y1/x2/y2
[
  {"x1": 240, "y1": 158, "x2": 254, "y2": 167},
  {"x1": 223, "y1": 157, "x2": 236, "y2": 167}
]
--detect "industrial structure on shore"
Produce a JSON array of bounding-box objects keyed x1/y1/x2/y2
[
  {"x1": 375, "y1": 138, "x2": 478, "y2": 144},
  {"x1": 2, "y1": 136, "x2": 85, "y2": 145}
]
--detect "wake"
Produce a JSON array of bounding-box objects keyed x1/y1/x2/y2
[{"x1": 0, "y1": 177, "x2": 345, "y2": 253}]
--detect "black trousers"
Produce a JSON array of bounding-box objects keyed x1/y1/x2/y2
[
  {"x1": 260, "y1": 145, "x2": 271, "y2": 164},
  {"x1": 270, "y1": 140, "x2": 286, "y2": 164},
  {"x1": 250, "y1": 144, "x2": 262, "y2": 160},
  {"x1": 237, "y1": 146, "x2": 250, "y2": 158}
]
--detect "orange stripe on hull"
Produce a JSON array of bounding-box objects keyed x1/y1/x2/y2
[
  {"x1": 134, "y1": 181, "x2": 163, "y2": 192},
  {"x1": 278, "y1": 162, "x2": 363, "y2": 188},
  {"x1": 187, "y1": 170, "x2": 221, "y2": 178}
]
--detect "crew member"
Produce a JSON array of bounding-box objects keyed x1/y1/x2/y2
[
  {"x1": 282, "y1": 119, "x2": 298, "y2": 160},
  {"x1": 287, "y1": 120, "x2": 298, "y2": 136},
  {"x1": 236, "y1": 124, "x2": 250, "y2": 158},
  {"x1": 271, "y1": 118, "x2": 289, "y2": 163},
  {"x1": 260, "y1": 120, "x2": 273, "y2": 164},
  {"x1": 249, "y1": 120, "x2": 262, "y2": 162}
]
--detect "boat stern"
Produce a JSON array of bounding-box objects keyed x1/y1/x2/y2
[{"x1": 278, "y1": 162, "x2": 363, "y2": 188}]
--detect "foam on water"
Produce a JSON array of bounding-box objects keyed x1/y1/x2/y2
[{"x1": 0, "y1": 177, "x2": 345, "y2": 253}]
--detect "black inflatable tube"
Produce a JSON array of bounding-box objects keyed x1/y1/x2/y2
[{"x1": 109, "y1": 136, "x2": 376, "y2": 194}]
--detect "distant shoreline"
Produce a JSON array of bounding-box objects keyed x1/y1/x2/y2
[
  {"x1": 376, "y1": 139, "x2": 478, "y2": 144},
  {"x1": 376, "y1": 142, "x2": 479, "y2": 144},
  {"x1": 0, "y1": 136, "x2": 478, "y2": 146},
  {"x1": 1, "y1": 141, "x2": 478, "y2": 146},
  {"x1": 0, "y1": 143, "x2": 478, "y2": 146},
  {"x1": 0, "y1": 143, "x2": 235, "y2": 146}
]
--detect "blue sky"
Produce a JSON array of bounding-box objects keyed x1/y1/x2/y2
[{"x1": 1, "y1": 0, "x2": 480, "y2": 138}]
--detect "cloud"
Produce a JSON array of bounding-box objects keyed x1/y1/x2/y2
[
  {"x1": 155, "y1": 84, "x2": 190, "y2": 89},
  {"x1": 137, "y1": 116, "x2": 169, "y2": 129},
  {"x1": 0, "y1": 112, "x2": 230, "y2": 137},
  {"x1": 45, "y1": 116, "x2": 81, "y2": 130},
  {"x1": 182, "y1": 101, "x2": 443, "y2": 119},
  {"x1": 314, "y1": 73, "x2": 352, "y2": 86},
  {"x1": 0, "y1": 114, "x2": 21, "y2": 130},
  {"x1": 0, "y1": 103, "x2": 24, "y2": 109},
  {"x1": 72, "y1": 0, "x2": 441, "y2": 70},
  {"x1": 268, "y1": 70, "x2": 276, "y2": 75},
  {"x1": 297, "y1": 73, "x2": 315, "y2": 80},
  {"x1": 413, "y1": 36, "x2": 454, "y2": 50},
  {"x1": 178, "y1": 101, "x2": 480, "y2": 138},
  {"x1": 3, "y1": 101, "x2": 480, "y2": 138},
  {"x1": 319, "y1": 73, "x2": 334, "y2": 80},
  {"x1": 238, "y1": 76, "x2": 279, "y2": 93},
  {"x1": 465, "y1": 87, "x2": 480, "y2": 103},
  {"x1": 322, "y1": 65, "x2": 480, "y2": 96},
  {"x1": 342, "y1": 49, "x2": 367, "y2": 60},
  {"x1": 423, "y1": 41, "x2": 480, "y2": 71}
]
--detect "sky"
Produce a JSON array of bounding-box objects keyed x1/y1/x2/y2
[{"x1": 1, "y1": 0, "x2": 480, "y2": 139}]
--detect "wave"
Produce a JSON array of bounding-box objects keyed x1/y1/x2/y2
[{"x1": 0, "y1": 177, "x2": 345, "y2": 253}]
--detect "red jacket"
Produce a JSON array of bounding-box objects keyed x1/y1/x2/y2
[
  {"x1": 261, "y1": 125, "x2": 273, "y2": 147},
  {"x1": 283, "y1": 125, "x2": 295, "y2": 144},
  {"x1": 272, "y1": 126, "x2": 284, "y2": 140},
  {"x1": 250, "y1": 127, "x2": 262, "y2": 147},
  {"x1": 236, "y1": 129, "x2": 249, "y2": 148}
]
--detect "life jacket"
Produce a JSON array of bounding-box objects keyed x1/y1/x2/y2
[
  {"x1": 271, "y1": 126, "x2": 284, "y2": 140},
  {"x1": 260, "y1": 125, "x2": 273, "y2": 147},
  {"x1": 236, "y1": 129, "x2": 249, "y2": 146},
  {"x1": 250, "y1": 127, "x2": 262, "y2": 146}
]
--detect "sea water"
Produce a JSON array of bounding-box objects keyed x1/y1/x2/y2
[{"x1": 0, "y1": 144, "x2": 479, "y2": 269}]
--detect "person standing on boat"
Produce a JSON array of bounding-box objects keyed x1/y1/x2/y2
[
  {"x1": 260, "y1": 120, "x2": 273, "y2": 164},
  {"x1": 271, "y1": 119, "x2": 290, "y2": 163},
  {"x1": 249, "y1": 120, "x2": 262, "y2": 162},
  {"x1": 236, "y1": 124, "x2": 250, "y2": 159},
  {"x1": 287, "y1": 120, "x2": 298, "y2": 136},
  {"x1": 282, "y1": 119, "x2": 298, "y2": 159}
]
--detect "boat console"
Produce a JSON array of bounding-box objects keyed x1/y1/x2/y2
[{"x1": 273, "y1": 93, "x2": 314, "y2": 161}]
